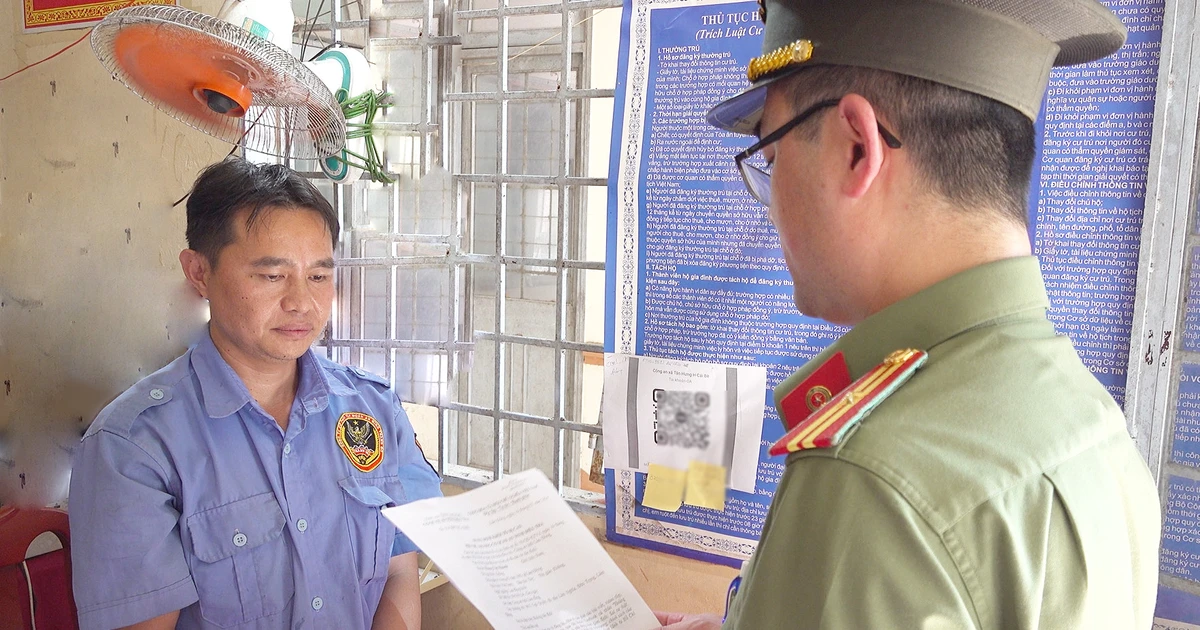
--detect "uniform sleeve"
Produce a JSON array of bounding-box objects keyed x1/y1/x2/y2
[
  {"x1": 724, "y1": 455, "x2": 977, "y2": 630},
  {"x1": 388, "y1": 401, "x2": 443, "y2": 556},
  {"x1": 69, "y1": 430, "x2": 198, "y2": 630}
]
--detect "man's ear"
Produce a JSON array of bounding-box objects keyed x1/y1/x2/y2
[
  {"x1": 179, "y1": 249, "x2": 212, "y2": 299},
  {"x1": 833, "y1": 94, "x2": 889, "y2": 200}
]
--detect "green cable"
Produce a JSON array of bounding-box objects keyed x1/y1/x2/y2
[{"x1": 331, "y1": 89, "x2": 395, "y2": 183}]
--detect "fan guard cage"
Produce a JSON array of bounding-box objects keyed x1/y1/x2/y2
[{"x1": 91, "y1": 5, "x2": 346, "y2": 158}]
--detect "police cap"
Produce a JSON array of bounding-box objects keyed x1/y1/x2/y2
[{"x1": 706, "y1": 0, "x2": 1127, "y2": 134}]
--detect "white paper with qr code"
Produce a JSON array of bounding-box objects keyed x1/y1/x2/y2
[
  {"x1": 600, "y1": 354, "x2": 766, "y2": 492},
  {"x1": 381, "y1": 469, "x2": 659, "y2": 630}
]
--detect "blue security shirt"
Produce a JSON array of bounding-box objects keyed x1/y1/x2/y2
[{"x1": 69, "y1": 332, "x2": 443, "y2": 630}]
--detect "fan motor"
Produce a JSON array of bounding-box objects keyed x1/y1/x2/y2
[{"x1": 202, "y1": 89, "x2": 240, "y2": 115}]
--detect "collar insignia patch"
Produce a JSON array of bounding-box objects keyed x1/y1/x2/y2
[
  {"x1": 770, "y1": 349, "x2": 927, "y2": 456},
  {"x1": 778, "y1": 351, "x2": 851, "y2": 430},
  {"x1": 806, "y1": 385, "x2": 833, "y2": 411}
]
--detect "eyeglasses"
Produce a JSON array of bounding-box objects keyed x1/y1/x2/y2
[{"x1": 734, "y1": 98, "x2": 904, "y2": 206}]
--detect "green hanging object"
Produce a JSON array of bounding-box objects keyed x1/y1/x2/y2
[
  {"x1": 329, "y1": 89, "x2": 395, "y2": 184},
  {"x1": 311, "y1": 49, "x2": 394, "y2": 184}
]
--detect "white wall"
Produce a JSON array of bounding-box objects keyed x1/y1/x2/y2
[{"x1": 0, "y1": 0, "x2": 225, "y2": 507}]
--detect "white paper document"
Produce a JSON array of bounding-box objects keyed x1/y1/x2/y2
[
  {"x1": 601, "y1": 353, "x2": 766, "y2": 493},
  {"x1": 382, "y1": 470, "x2": 660, "y2": 630}
]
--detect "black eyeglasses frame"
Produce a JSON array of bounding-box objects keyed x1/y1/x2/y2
[{"x1": 733, "y1": 98, "x2": 903, "y2": 205}]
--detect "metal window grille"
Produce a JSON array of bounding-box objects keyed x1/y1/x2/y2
[{"x1": 296, "y1": 0, "x2": 621, "y2": 509}]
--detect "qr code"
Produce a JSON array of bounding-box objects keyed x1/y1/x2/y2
[{"x1": 653, "y1": 389, "x2": 711, "y2": 449}]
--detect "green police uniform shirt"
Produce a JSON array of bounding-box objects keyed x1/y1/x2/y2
[{"x1": 724, "y1": 257, "x2": 1160, "y2": 629}]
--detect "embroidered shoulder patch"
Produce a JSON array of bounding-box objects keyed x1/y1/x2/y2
[
  {"x1": 769, "y1": 349, "x2": 927, "y2": 456},
  {"x1": 336, "y1": 411, "x2": 385, "y2": 472}
]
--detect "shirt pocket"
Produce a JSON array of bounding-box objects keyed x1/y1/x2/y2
[
  {"x1": 339, "y1": 476, "x2": 405, "y2": 585},
  {"x1": 186, "y1": 492, "x2": 294, "y2": 627}
]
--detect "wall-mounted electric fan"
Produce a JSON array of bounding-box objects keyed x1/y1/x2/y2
[{"x1": 90, "y1": 0, "x2": 390, "y2": 182}]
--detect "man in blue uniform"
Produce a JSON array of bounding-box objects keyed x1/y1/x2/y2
[{"x1": 69, "y1": 158, "x2": 442, "y2": 629}]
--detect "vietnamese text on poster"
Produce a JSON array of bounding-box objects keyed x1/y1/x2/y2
[{"x1": 603, "y1": 0, "x2": 1163, "y2": 566}]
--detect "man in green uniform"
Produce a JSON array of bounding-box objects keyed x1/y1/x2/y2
[{"x1": 656, "y1": 0, "x2": 1162, "y2": 628}]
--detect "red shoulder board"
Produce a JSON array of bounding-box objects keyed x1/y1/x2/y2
[{"x1": 769, "y1": 349, "x2": 927, "y2": 456}]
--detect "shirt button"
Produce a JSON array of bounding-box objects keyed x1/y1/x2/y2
[
  {"x1": 283, "y1": 443, "x2": 292, "y2": 455},
  {"x1": 296, "y1": 518, "x2": 308, "y2": 532},
  {"x1": 232, "y1": 532, "x2": 247, "y2": 547},
  {"x1": 311, "y1": 596, "x2": 323, "y2": 611},
  {"x1": 149, "y1": 388, "x2": 164, "y2": 400}
]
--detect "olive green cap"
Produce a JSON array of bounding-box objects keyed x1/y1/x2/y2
[{"x1": 707, "y1": 0, "x2": 1127, "y2": 134}]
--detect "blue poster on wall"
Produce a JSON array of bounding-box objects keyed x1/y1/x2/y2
[
  {"x1": 1027, "y1": 0, "x2": 1163, "y2": 407},
  {"x1": 1161, "y1": 476, "x2": 1200, "y2": 583},
  {"x1": 603, "y1": 0, "x2": 1164, "y2": 567},
  {"x1": 1171, "y1": 362, "x2": 1200, "y2": 468},
  {"x1": 604, "y1": 0, "x2": 810, "y2": 566},
  {"x1": 1181, "y1": 248, "x2": 1200, "y2": 353},
  {"x1": 1155, "y1": 585, "x2": 1200, "y2": 629}
]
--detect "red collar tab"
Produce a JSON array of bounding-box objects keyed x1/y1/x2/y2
[
  {"x1": 770, "y1": 349, "x2": 928, "y2": 456},
  {"x1": 777, "y1": 351, "x2": 851, "y2": 430}
]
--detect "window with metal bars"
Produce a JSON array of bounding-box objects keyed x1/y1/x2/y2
[{"x1": 299, "y1": 0, "x2": 621, "y2": 507}]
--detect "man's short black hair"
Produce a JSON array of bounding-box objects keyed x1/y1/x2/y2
[
  {"x1": 185, "y1": 158, "x2": 340, "y2": 265},
  {"x1": 784, "y1": 66, "x2": 1036, "y2": 227}
]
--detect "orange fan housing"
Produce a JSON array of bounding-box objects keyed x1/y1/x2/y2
[
  {"x1": 91, "y1": 5, "x2": 346, "y2": 158},
  {"x1": 114, "y1": 22, "x2": 255, "y2": 122}
]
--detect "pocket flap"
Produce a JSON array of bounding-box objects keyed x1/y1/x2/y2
[
  {"x1": 339, "y1": 476, "x2": 402, "y2": 507},
  {"x1": 187, "y1": 492, "x2": 286, "y2": 563}
]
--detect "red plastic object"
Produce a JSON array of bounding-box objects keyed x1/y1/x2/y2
[{"x1": 0, "y1": 506, "x2": 78, "y2": 629}]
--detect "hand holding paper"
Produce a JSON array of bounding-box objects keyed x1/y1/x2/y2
[{"x1": 382, "y1": 469, "x2": 661, "y2": 630}]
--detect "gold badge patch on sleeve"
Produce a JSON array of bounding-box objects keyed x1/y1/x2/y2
[{"x1": 336, "y1": 411, "x2": 385, "y2": 472}]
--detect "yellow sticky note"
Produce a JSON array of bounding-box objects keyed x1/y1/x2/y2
[
  {"x1": 642, "y1": 464, "x2": 687, "y2": 512},
  {"x1": 684, "y1": 461, "x2": 728, "y2": 511}
]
